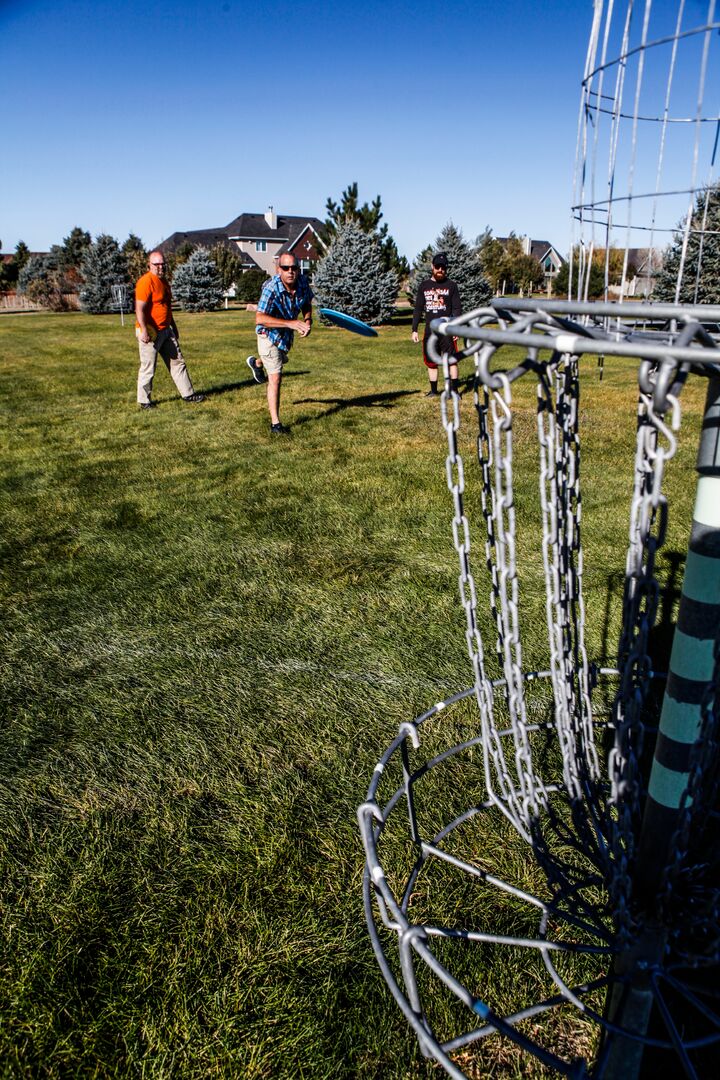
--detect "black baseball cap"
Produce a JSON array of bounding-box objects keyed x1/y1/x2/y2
[{"x1": 432, "y1": 253, "x2": 448, "y2": 269}]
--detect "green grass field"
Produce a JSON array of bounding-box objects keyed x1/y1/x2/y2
[{"x1": 0, "y1": 309, "x2": 707, "y2": 1078}]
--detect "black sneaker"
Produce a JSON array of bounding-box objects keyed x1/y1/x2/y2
[
  {"x1": 270, "y1": 422, "x2": 291, "y2": 436},
  {"x1": 183, "y1": 393, "x2": 206, "y2": 403},
  {"x1": 247, "y1": 355, "x2": 267, "y2": 384},
  {"x1": 139, "y1": 401, "x2": 156, "y2": 409},
  {"x1": 425, "y1": 389, "x2": 439, "y2": 397}
]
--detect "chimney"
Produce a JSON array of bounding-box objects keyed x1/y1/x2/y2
[
  {"x1": 265, "y1": 205, "x2": 277, "y2": 230},
  {"x1": 523, "y1": 234, "x2": 531, "y2": 255}
]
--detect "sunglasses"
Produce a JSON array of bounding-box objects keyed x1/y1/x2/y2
[
  {"x1": 151, "y1": 262, "x2": 165, "y2": 267},
  {"x1": 279, "y1": 264, "x2": 298, "y2": 272}
]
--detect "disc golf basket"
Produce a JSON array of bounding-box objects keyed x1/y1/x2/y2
[
  {"x1": 111, "y1": 283, "x2": 129, "y2": 326},
  {"x1": 357, "y1": 4, "x2": 720, "y2": 1077}
]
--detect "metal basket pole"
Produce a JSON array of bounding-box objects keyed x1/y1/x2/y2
[{"x1": 636, "y1": 372, "x2": 720, "y2": 889}]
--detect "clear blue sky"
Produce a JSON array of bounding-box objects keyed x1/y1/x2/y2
[{"x1": 2, "y1": 0, "x2": 597, "y2": 260}]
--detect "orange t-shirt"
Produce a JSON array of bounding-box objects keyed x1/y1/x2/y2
[{"x1": 135, "y1": 272, "x2": 173, "y2": 331}]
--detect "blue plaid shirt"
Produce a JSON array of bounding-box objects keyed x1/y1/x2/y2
[{"x1": 256, "y1": 272, "x2": 313, "y2": 351}]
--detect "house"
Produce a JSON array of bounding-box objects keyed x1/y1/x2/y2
[
  {"x1": 157, "y1": 207, "x2": 327, "y2": 276},
  {"x1": 496, "y1": 235, "x2": 566, "y2": 293},
  {"x1": 618, "y1": 247, "x2": 664, "y2": 298},
  {"x1": 527, "y1": 238, "x2": 565, "y2": 288}
]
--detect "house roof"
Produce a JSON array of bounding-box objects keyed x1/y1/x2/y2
[
  {"x1": 496, "y1": 237, "x2": 566, "y2": 265},
  {"x1": 156, "y1": 213, "x2": 327, "y2": 257},
  {"x1": 625, "y1": 247, "x2": 663, "y2": 272},
  {"x1": 157, "y1": 229, "x2": 239, "y2": 253},
  {"x1": 225, "y1": 212, "x2": 326, "y2": 242},
  {"x1": 277, "y1": 223, "x2": 327, "y2": 257},
  {"x1": 530, "y1": 240, "x2": 564, "y2": 263}
]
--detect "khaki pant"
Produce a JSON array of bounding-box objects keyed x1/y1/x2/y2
[
  {"x1": 136, "y1": 327, "x2": 194, "y2": 404},
  {"x1": 257, "y1": 333, "x2": 288, "y2": 375}
]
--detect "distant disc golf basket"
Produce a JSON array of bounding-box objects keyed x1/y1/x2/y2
[
  {"x1": 357, "y1": 3, "x2": 720, "y2": 1077},
  {"x1": 111, "y1": 283, "x2": 130, "y2": 326}
]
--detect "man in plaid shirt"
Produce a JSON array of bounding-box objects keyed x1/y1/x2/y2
[{"x1": 247, "y1": 253, "x2": 313, "y2": 435}]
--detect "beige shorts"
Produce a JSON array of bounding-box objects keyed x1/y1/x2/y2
[{"x1": 257, "y1": 333, "x2": 288, "y2": 375}]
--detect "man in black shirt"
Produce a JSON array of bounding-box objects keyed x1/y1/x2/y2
[{"x1": 411, "y1": 252, "x2": 462, "y2": 396}]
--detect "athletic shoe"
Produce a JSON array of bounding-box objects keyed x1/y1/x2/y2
[
  {"x1": 270, "y1": 422, "x2": 290, "y2": 436},
  {"x1": 425, "y1": 389, "x2": 439, "y2": 397},
  {"x1": 247, "y1": 355, "x2": 267, "y2": 384},
  {"x1": 183, "y1": 393, "x2": 206, "y2": 403},
  {"x1": 139, "y1": 401, "x2": 156, "y2": 409}
]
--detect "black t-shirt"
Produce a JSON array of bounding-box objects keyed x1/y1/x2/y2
[{"x1": 412, "y1": 278, "x2": 462, "y2": 335}]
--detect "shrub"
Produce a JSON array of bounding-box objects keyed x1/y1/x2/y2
[{"x1": 234, "y1": 269, "x2": 268, "y2": 304}]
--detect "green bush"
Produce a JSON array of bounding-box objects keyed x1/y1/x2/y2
[{"x1": 234, "y1": 269, "x2": 269, "y2": 304}]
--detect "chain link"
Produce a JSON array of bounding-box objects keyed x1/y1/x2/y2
[{"x1": 609, "y1": 375, "x2": 680, "y2": 939}]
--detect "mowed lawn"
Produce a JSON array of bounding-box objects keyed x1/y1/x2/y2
[{"x1": 0, "y1": 309, "x2": 707, "y2": 1078}]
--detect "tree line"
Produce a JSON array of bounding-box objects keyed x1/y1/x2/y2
[
  {"x1": 11, "y1": 180, "x2": 718, "y2": 321},
  {"x1": 10, "y1": 179, "x2": 643, "y2": 321}
]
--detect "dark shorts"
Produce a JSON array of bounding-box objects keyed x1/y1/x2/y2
[{"x1": 423, "y1": 334, "x2": 460, "y2": 369}]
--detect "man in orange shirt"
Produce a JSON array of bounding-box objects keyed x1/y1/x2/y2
[{"x1": 134, "y1": 251, "x2": 205, "y2": 409}]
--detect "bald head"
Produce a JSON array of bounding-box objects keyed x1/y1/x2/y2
[{"x1": 148, "y1": 251, "x2": 166, "y2": 276}]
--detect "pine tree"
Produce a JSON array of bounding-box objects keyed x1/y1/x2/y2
[
  {"x1": 54, "y1": 227, "x2": 92, "y2": 273},
  {"x1": 170, "y1": 248, "x2": 224, "y2": 312},
  {"x1": 408, "y1": 223, "x2": 492, "y2": 311},
  {"x1": 79, "y1": 234, "x2": 132, "y2": 314},
  {"x1": 325, "y1": 182, "x2": 409, "y2": 278},
  {"x1": 313, "y1": 221, "x2": 398, "y2": 325},
  {"x1": 655, "y1": 183, "x2": 720, "y2": 304},
  {"x1": 18, "y1": 252, "x2": 74, "y2": 311},
  {"x1": 123, "y1": 233, "x2": 148, "y2": 284},
  {"x1": 14, "y1": 241, "x2": 30, "y2": 272}
]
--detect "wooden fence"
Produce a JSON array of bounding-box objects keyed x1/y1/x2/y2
[{"x1": 0, "y1": 292, "x2": 80, "y2": 312}]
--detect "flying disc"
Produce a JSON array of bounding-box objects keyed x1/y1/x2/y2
[{"x1": 318, "y1": 308, "x2": 378, "y2": 337}]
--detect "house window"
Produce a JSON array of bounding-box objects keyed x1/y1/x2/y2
[{"x1": 255, "y1": 241, "x2": 267, "y2": 252}]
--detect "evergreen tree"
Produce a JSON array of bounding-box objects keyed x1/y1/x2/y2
[
  {"x1": 18, "y1": 254, "x2": 50, "y2": 294},
  {"x1": 123, "y1": 233, "x2": 147, "y2": 283},
  {"x1": 655, "y1": 183, "x2": 720, "y2": 304},
  {"x1": 14, "y1": 240, "x2": 30, "y2": 272},
  {"x1": 3, "y1": 240, "x2": 31, "y2": 288},
  {"x1": 174, "y1": 241, "x2": 196, "y2": 266},
  {"x1": 408, "y1": 223, "x2": 492, "y2": 310},
  {"x1": 313, "y1": 221, "x2": 398, "y2": 325},
  {"x1": 17, "y1": 252, "x2": 73, "y2": 310},
  {"x1": 171, "y1": 247, "x2": 224, "y2": 312},
  {"x1": 79, "y1": 234, "x2": 132, "y2": 314},
  {"x1": 47, "y1": 227, "x2": 92, "y2": 291},
  {"x1": 54, "y1": 227, "x2": 92, "y2": 273},
  {"x1": 0, "y1": 245, "x2": 19, "y2": 290},
  {"x1": 325, "y1": 181, "x2": 409, "y2": 278}
]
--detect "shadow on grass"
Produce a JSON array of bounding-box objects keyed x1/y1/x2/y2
[
  {"x1": 156, "y1": 370, "x2": 313, "y2": 401},
  {"x1": 291, "y1": 388, "x2": 419, "y2": 426}
]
